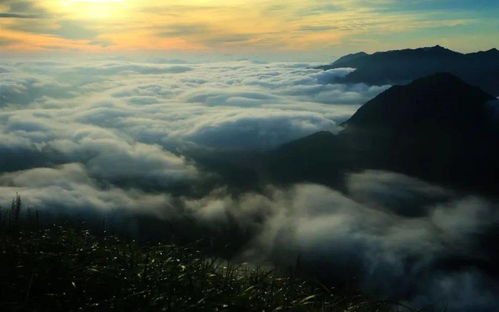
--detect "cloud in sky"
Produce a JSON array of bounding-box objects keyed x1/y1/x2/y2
[
  {"x1": 0, "y1": 13, "x2": 37, "y2": 18},
  {"x1": 0, "y1": 0, "x2": 497, "y2": 55}
]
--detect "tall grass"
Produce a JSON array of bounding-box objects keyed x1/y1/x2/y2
[
  {"x1": 0, "y1": 194, "x2": 39, "y2": 234},
  {"x1": 0, "y1": 197, "x2": 411, "y2": 312}
]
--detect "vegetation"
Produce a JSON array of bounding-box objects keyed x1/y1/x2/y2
[{"x1": 0, "y1": 198, "x2": 405, "y2": 312}]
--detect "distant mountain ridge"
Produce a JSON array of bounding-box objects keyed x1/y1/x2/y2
[{"x1": 319, "y1": 46, "x2": 499, "y2": 96}]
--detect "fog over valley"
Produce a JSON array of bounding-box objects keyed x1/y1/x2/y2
[{"x1": 1, "y1": 56, "x2": 499, "y2": 311}]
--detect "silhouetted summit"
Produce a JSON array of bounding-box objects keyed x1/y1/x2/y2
[
  {"x1": 320, "y1": 46, "x2": 499, "y2": 95},
  {"x1": 194, "y1": 73, "x2": 499, "y2": 194},
  {"x1": 344, "y1": 72, "x2": 494, "y2": 130},
  {"x1": 329, "y1": 52, "x2": 368, "y2": 68},
  {"x1": 268, "y1": 73, "x2": 499, "y2": 193}
]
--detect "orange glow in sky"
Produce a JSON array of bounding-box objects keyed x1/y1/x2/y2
[{"x1": 0, "y1": 0, "x2": 498, "y2": 56}]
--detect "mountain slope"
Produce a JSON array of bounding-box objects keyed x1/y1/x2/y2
[
  {"x1": 267, "y1": 73, "x2": 499, "y2": 193},
  {"x1": 344, "y1": 72, "x2": 494, "y2": 131},
  {"x1": 319, "y1": 46, "x2": 499, "y2": 96}
]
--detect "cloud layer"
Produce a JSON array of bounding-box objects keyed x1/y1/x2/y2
[
  {"x1": 1, "y1": 57, "x2": 498, "y2": 311},
  {"x1": 0, "y1": 59, "x2": 385, "y2": 152},
  {"x1": 0, "y1": 57, "x2": 384, "y2": 210}
]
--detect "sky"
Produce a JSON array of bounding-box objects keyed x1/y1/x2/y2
[{"x1": 0, "y1": 0, "x2": 498, "y2": 60}]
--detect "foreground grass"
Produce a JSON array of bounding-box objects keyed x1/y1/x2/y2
[
  {"x1": 0, "y1": 225, "x2": 400, "y2": 312},
  {"x1": 0, "y1": 197, "x2": 403, "y2": 311}
]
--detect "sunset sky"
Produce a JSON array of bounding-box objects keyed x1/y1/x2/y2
[{"x1": 0, "y1": 0, "x2": 498, "y2": 59}]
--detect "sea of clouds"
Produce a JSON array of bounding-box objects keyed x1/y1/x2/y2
[
  {"x1": 1, "y1": 57, "x2": 498, "y2": 311},
  {"x1": 0, "y1": 57, "x2": 386, "y2": 206}
]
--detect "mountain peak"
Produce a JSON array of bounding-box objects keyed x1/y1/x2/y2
[
  {"x1": 370, "y1": 45, "x2": 460, "y2": 57},
  {"x1": 429, "y1": 44, "x2": 446, "y2": 50},
  {"x1": 485, "y1": 48, "x2": 499, "y2": 55},
  {"x1": 408, "y1": 72, "x2": 471, "y2": 88},
  {"x1": 422, "y1": 44, "x2": 445, "y2": 50},
  {"x1": 413, "y1": 45, "x2": 460, "y2": 56},
  {"x1": 327, "y1": 52, "x2": 368, "y2": 68},
  {"x1": 344, "y1": 73, "x2": 494, "y2": 130}
]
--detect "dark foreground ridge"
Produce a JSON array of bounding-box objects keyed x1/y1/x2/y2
[
  {"x1": 319, "y1": 46, "x2": 499, "y2": 96},
  {"x1": 0, "y1": 203, "x2": 396, "y2": 312}
]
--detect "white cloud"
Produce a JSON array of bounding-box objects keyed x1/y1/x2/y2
[
  {"x1": 0, "y1": 59, "x2": 387, "y2": 154},
  {"x1": 0, "y1": 163, "x2": 174, "y2": 218}
]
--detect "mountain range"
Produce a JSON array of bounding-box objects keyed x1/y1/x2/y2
[{"x1": 319, "y1": 46, "x2": 499, "y2": 96}]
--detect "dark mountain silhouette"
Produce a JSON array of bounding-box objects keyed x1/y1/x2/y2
[
  {"x1": 189, "y1": 72, "x2": 499, "y2": 195},
  {"x1": 267, "y1": 73, "x2": 499, "y2": 194},
  {"x1": 319, "y1": 46, "x2": 499, "y2": 96}
]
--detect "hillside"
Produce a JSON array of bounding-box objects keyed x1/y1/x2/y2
[{"x1": 267, "y1": 73, "x2": 499, "y2": 193}]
